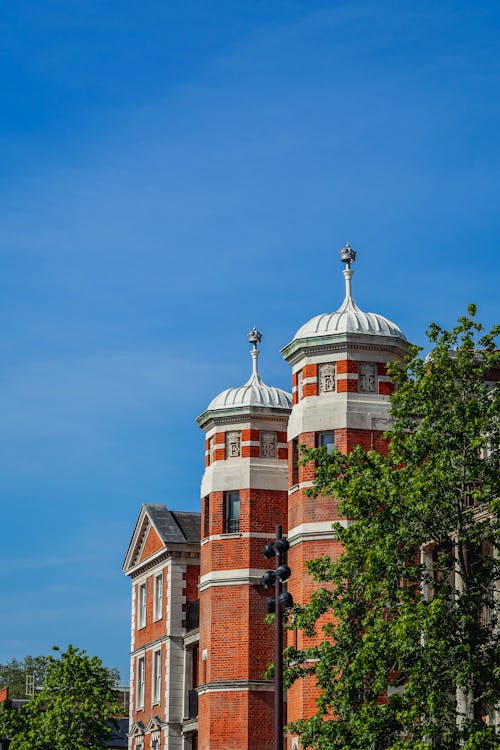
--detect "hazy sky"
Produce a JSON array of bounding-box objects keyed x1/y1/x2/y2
[{"x1": 1, "y1": 0, "x2": 499, "y2": 682}]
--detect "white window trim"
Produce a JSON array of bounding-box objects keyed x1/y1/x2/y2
[
  {"x1": 152, "y1": 649, "x2": 162, "y2": 706},
  {"x1": 138, "y1": 582, "x2": 147, "y2": 629},
  {"x1": 136, "y1": 656, "x2": 145, "y2": 710},
  {"x1": 153, "y1": 573, "x2": 163, "y2": 621}
]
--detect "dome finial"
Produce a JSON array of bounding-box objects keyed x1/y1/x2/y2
[
  {"x1": 339, "y1": 241, "x2": 356, "y2": 303},
  {"x1": 247, "y1": 326, "x2": 262, "y2": 379},
  {"x1": 339, "y1": 241, "x2": 356, "y2": 269},
  {"x1": 247, "y1": 326, "x2": 262, "y2": 350}
]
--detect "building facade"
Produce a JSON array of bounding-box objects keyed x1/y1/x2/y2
[{"x1": 124, "y1": 246, "x2": 496, "y2": 749}]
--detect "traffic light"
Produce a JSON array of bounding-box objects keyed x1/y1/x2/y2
[
  {"x1": 261, "y1": 530, "x2": 293, "y2": 613},
  {"x1": 266, "y1": 592, "x2": 294, "y2": 614}
]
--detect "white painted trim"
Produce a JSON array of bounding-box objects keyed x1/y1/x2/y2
[
  {"x1": 288, "y1": 519, "x2": 350, "y2": 545},
  {"x1": 199, "y1": 568, "x2": 266, "y2": 591},
  {"x1": 197, "y1": 681, "x2": 274, "y2": 695},
  {"x1": 288, "y1": 481, "x2": 314, "y2": 495},
  {"x1": 204, "y1": 531, "x2": 277, "y2": 543},
  {"x1": 201, "y1": 459, "x2": 288, "y2": 495}
]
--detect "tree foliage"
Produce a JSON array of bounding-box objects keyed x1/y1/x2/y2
[
  {"x1": 286, "y1": 308, "x2": 500, "y2": 750},
  {"x1": 0, "y1": 645, "x2": 122, "y2": 750},
  {"x1": 0, "y1": 656, "x2": 51, "y2": 699}
]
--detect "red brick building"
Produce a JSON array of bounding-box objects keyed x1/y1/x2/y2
[{"x1": 123, "y1": 245, "x2": 411, "y2": 749}]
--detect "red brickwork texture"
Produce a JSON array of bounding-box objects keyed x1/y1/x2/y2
[
  {"x1": 199, "y1": 585, "x2": 274, "y2": 684},
  {"x1": 198, "y1": 688, "x2": 274, "y2": 750},
  {"x1": 184, "y1": 563, "x2": 200, "y2": 604},
  {"x1": 139, "y1": 525, "x2": 164, "y2": 562}
]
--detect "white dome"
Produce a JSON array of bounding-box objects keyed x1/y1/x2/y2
[
  {"x1": 206, "y1": 347, "x2": 291, "y2": 413},
  {"x1": 208, "y1": 373, "x2": 292, "y2": 411},
  {"x1": 293, "y1": 268, "x2": 406, "y2": 343}
]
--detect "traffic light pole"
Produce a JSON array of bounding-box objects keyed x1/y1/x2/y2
[
  {"x1": 275, "y1": 524, "x2": 284, "y2": 750},
  {"x1": 261, "y1": 526, "x2": 292, "y2": 750}
]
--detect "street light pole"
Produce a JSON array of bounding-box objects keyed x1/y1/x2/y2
[
  {"x1": 261, "y1": 526, "x2": 292, "y2": 750},
  {"x1": 275, "y1": 524, "x2": 284, "y2": 750}
]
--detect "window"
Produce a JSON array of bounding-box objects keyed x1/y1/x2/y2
[
  {"x1": 318, "y1": 432, "x2": 335, "y2": 454},
  {"x1": 358, "y1": 362, "x2": 377, "y2": 392},
  {"x1": 291, "y1": 438, "x2": 299, "y2": 486},
  {"x1": 261, "y1": 431, "x2": 277, "y2": 458},
  {"x1": 152, "y1": 650, "x2": 161, "y2": 705},
  {"x1": 153, "y1": 574, "x2": 163, "y2": 621},
  {"x1": 319, "y1": 363, "x2": 336, "y2": 393},
  {"x1": 138, "y1": 583, "x2": 146, "y2": 629},
  {"x1": 136, "y1": 656, "x2": 145, "y2": 709},
  {"x1": 208, "y1": 436, "x2": 215, "y2": 464},
  {"x1": 203, "y1": 496, "x2": 210, "y2": 538},
  {"x1": 224, "y1": 491, "x2": 240, "y2": 533},
  {"x1": 225, "y1": 431, "x2": 241, "y2": 458}
]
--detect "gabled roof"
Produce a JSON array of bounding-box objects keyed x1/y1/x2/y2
[
  {"x1": 128, "y1": 720, "x2": 145, "y2": 738},
  {"x1": 122, "y1": 504, "x2": 201, "y2": 574}
]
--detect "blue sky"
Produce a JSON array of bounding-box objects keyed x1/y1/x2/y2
[{"x1": 0, "y1": 0, "x2": 499, "y2": 682}]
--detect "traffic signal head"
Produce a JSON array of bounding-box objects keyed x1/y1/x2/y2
[
  {"x1": 262, "y1": 542, "x2": 275, "y2": 559},
  {"x1": 266, "y1": 592, "x2": 294, "y2": 613},
  {"x1": 275, "y1": 564, "x2": 291, "y2": 583},
  {"x1": 279, "y1": 592, "x2": 294, "y2": 610},
  {"x1": 274, "y1": 537, "x2": 290, "y2": 555},
  {"x1": 260, "y1": 570, "x2": 276, "y2": 588}
]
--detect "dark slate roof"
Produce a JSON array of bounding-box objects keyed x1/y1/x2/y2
[
  {"x1": 170, "y1": 511, "x2": 201, "y2": 544},
  {"x1": 146, "y1": 505, "x2": 201, "y2": 545}
]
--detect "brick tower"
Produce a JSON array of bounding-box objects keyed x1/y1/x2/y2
[
  {"x1": 281, "y1": 244, "x2": 409, "y2": 746},
  {"x1": 196, "y1": 328, "x2": 292, "y2": 750}
]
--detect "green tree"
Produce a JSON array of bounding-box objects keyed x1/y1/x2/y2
[
  {"x1": 285, "y1": 308, "x2": 500, "y2": 750},
  {"x1": 0, "y1": 645, "x2": 122, "y2": 750},
  {"x1": 0, "y1": 656, "x2": 51, "y2": 699}
]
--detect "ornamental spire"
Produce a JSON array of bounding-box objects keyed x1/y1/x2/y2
[
  {"x1": 247, "y1": 326, "x2": 263, "y2": 380},
  {"x1": 339, "y1": 241, "x2": 357, "y2": 304}
]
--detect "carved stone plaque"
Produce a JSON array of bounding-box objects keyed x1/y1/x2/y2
[
  {"x1": 319, "y1": 363, "x2": 336, "y2": 393},
  {"x1": 297, "y1": 370, "x2": 304, "y2": 400},
  {"x1": 358, "y1": 362, "x2": 377, "y2": 392},
  {"x1": 226, "y1": 431, "x2": 241, "y2": 458},
  {"x1": 261, "y1": 431, "x2": 277, "y2": 458}
]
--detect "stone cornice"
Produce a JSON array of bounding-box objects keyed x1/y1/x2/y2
[
  {"x1": 197, "y1": 679, "x2": 273, "y2": 694},
  {"x1": 127, "y1": 548, "x2": 200, "y2": 580},
  {"x1": 282, "y1": 334, "x2": 409, "y2": 367},
  {"x1": 197, "y1": 407, "x2": 290, "y2": 432}
]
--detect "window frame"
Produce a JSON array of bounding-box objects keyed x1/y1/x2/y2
[
  {"x1": 318, "y1": 432, "x2": 335, "y2": 454},
  {"x1": 136, "y1": 656, "x2": 145, "y2": 710},
  {"x1": 203, "y1": 496, "x2": 210, "y2": 538},
  {"x1": 291, "y1": 437, "x2": 299, "y2": 486},
  {"x1": 152, "y1": 649, "x2": 162, "y2": 705},
  {"x1": 138, "y1": 582, "x2": 147, "y2": 629},
  {"x1": 153, "y1": 573, "x2": 163, "y2": 622},
  {"x1": 224, "y1": 490, "x2": 240, "y2": 533}
]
